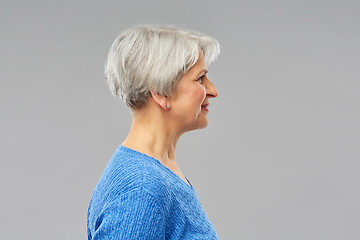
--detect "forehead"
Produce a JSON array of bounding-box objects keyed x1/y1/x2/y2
[
  {"x1": 176, "y1": 49, "x2": 208, "y2": 88},
  {"x1": 189, "y1": 50, "x2": 208, "y2": 74}
]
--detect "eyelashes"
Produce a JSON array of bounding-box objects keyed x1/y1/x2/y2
[{"x1": 197, "y1": 75, "x2": 205, "y2": 84}]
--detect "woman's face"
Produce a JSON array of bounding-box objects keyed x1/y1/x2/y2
[{"x1": 171, "y1": 50, "x2": 218, "y2": 132}]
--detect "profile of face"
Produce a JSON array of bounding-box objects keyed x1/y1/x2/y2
[{"x1": 170, "y1": 50, "x2": 219, "y2": 132}]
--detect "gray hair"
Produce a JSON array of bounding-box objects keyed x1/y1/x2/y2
[{"x1": 105, "y1": 24, "x2": 220, "y2": 109}]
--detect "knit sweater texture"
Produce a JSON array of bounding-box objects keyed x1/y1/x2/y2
[{"x1": 87, "y1": 145, "x2": 219, "y2": 239}]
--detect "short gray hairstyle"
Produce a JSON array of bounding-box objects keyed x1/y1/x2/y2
[{"x1": 105, "y1": 24, "x2": 220, "y2": 109}]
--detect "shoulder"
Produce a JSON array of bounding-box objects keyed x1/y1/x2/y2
[{"x1": 96, "y1": 147, "x2": 170, "y2": 203}]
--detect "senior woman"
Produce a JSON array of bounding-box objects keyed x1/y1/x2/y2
[{"x1": 87, "y1": 24, "x2": 220, "y2": 239}]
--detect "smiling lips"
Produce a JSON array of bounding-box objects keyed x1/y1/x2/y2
[{"x1": 201, "y1": 103, "x2": 209, "y2": 111}]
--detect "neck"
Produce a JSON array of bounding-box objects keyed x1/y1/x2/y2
[{"x1": 122, "y1": 105, "x2": 183, "y2": 165}]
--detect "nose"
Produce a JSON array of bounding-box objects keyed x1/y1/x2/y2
[{"x1": 205, "y1": 77, "x2": 218, "y2": 98}]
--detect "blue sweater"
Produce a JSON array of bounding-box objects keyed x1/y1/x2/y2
[{"x1": 87, "y1": 145, "x2": 219, "y2": 239}]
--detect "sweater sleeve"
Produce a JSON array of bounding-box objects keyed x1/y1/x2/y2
[{"x1": 91, "y1": 189, "x2": 166, "y2": 240}]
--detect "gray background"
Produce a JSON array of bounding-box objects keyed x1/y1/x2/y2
[{"x1": 1, "y1": 0, "x2": 359, "y2": 239}]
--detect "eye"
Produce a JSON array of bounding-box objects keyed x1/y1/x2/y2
[{"x1": 197, "y1": 75, "x2": 204, "y2": 84}]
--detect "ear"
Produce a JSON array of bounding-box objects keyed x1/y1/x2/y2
[{"x1": 150, "y1": 88, "x2": 169, "y2": 110}]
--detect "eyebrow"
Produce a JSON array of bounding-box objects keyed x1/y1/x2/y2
[{"x1": 199, "y1": 69, "x2": 208, "y2": 76}]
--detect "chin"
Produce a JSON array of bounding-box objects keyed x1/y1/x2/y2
[
  {"x1": 185, "y1": 119, "x2": 208, "y2": 132},
  {"x1": 183, "y1": 114, "x2": 209, "y2": 132},
  {"x1": 196, "y1": 118, "x2": 209, "y2": 130},
  {"x1": 199, "y1": 120, "x2": 209, "y2": 129}
]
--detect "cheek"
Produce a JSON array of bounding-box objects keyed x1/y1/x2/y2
[{"x1": 194, "y1": 85, "x2": 206, "y2": 104}]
